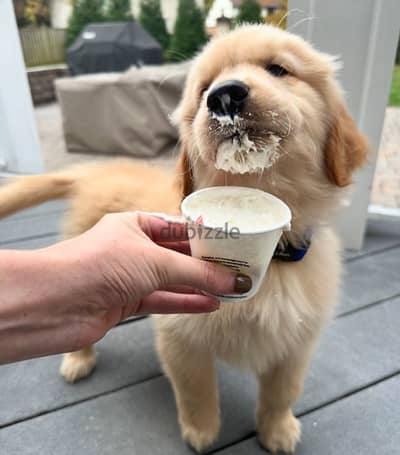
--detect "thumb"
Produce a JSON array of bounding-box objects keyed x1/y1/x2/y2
[{"x1": 160, "y1": 250, "x2": 252, "y2": 296}]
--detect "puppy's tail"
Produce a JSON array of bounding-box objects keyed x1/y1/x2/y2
[{"x1": 0, "y1": 171, "x2": 76, "y2": 218}]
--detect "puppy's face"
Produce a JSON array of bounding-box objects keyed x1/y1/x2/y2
[{"x1": 175, "y1": 26, "x2": 368, "y2": 230}]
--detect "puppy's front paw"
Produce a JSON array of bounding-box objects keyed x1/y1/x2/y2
[
  {"x1": 180, "y1": 417, "x2": 220, "y2": 453},
  {"x1": 60, "y1": 350, "x2": 96, "y2": 383},
  {"x1": 258, "y1": 410, "x2": 301, "y2": 454}
]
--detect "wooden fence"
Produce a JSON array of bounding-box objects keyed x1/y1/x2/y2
[{"x1": 19, "y1": 26, "x2": 65, "y2": 68}]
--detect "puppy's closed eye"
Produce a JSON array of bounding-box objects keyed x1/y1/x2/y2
[{"x1": 266, "y1": 64, "x2": 289, "y2": 77}]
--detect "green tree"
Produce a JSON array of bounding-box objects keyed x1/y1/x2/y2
[
  {"x1": 236, "y1": 0, "x2": 263, "y2": 25},
  {"x1": 24, "y1": 0, "x2": 50, "y2": 26},
  {"x1": 139, "y1": 0, "x2": 169, "y2": 50},
  {"x1": 105, "y1": 0, "x2": 133, "y2": 21},
  {"x1": 13, "y1": 0, "x2": 29, "y2": 27},
  {"x1": 167, "y1": 0, "x2": 207, "y2": 62},
  {"x1": 204, "y1": 0, "x2": 214, "y2": 14},
  {"x1": 65, "y1": 0, "x2": 104, "y2": 48}
]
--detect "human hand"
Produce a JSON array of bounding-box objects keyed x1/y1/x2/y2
[
  {"x1": 39, "y1": 212, "x2": 251, "y2": 350},
  {"x1": 0, "y1": 212, "x2": 252, "y2": 362}
]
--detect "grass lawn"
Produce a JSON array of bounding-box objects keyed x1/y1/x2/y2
[{"x1": 389, "y1": 65, "x2": 400, "y2": 106}]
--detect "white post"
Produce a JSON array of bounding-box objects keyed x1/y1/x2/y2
[
  {"x1": 288, "y1": 0, "x2": 400, "y2": 249},
  {"x1": 0, "y1": 0, "x2": 43, "y2": 174}
]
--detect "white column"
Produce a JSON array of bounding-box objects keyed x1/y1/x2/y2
[
  {"x1": 0, "y1": 0, "x2": 43, "y2": 174},
  {"x1": 288, "y1": 0, "x2": 400, "y2": 249}
]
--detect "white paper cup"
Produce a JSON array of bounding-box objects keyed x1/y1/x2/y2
[{"x1": 181, "y1": 186, "x2": 291, "y2": 302}]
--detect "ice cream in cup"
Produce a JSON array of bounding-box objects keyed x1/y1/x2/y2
[{"x1": 181, "y1": 186, "x2": 292, "y2": 302}]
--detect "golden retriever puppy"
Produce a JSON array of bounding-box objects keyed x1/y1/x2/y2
[
  {"x1": 0, "y1": 25, "x2": 368, "y2": 453},
  {"x1": 152, "y1": 25, "x2": 368, "y2": 453}
]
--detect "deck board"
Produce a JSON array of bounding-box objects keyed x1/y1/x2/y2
[
  {"x1": 0, "y1": 200, "x2": 67, "y2": 221},
  {"x1": 0, "y1": 201, "x2": 66, "y2": 245},
  {"x1": 0, "y1": 297, "x2": 399, "y2": 452},
  {"x1": 341, "y1": 246, "x2": 400, "y2": 314},
  {"x1": 0, "y1": 211, "x2": 63, "y2": 244},
  {"x1": 1, "y1": 234, "x2": 60, "y2": 250},
  {"x1": 0, "y1": 318, "x2": 159, "y2": 427},
  {"x1": 0, "y1": 204, "x2": 399, "y2": 455},
  {"x1": 216, "y1": 375, "x2": 400, "y2": 455},
  {"x1": 345, "y1": 216, "x2": 400, "y2": 260}
]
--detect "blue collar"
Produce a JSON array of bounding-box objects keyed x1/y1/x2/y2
[{"x1": 273, "y1": 236, "x2": 311, "y2": 262}]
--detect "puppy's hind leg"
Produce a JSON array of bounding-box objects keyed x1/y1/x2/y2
[
  {"x1": 256, "y1": 353, "x2": 310, "y2": 454},
  {"x1": 60, "y1": 346, "x2": 96, "y2": 383},
  {"x1": 156, "y1": 331, "x2": 220, "y2": 453}
]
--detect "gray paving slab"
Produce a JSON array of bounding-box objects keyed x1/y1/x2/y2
[
  {"x1": 0, "y1": 318, "x2": 159, "y2": 427},
  {"x1": 1, "y1": 234, "x2": 60, "y2": 250},
  {"x1": 215, "y1": 375, "x2": 400, "y2": 455},
  {"x1": 0, "y1": 298, "x2": 399, "y2": 453},
  {"x1": 340, "y1": 246, "x2": 400, "y2": 314}
]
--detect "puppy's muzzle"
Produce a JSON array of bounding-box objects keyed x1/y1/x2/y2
[{"x1": 207, "y1": 80, "x2": 249, "y2": 119}]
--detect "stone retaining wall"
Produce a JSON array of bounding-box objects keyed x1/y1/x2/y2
[{"x1": 28, "y1": 65, "x2": 69, "y2": 105}]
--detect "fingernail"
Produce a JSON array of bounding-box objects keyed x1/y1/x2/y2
[{"x1": 234, "y1": 273, "x2": 252, "y2": 294}]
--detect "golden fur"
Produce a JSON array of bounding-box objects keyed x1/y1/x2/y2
[{"x1": 0, "y1": 25, "x2": 368, "y2": 453}]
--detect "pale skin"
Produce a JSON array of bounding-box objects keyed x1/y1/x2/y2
[{"x1": 0, "y1": 212, "x2": 251, "y2": 365}]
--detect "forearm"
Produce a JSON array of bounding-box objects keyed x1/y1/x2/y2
[
  {"x1": 0, "y1": 248, "x2": 82, "y2": 364},
  {"x1": 0, "y1": 212, "x2": 244, "y2": 364}
]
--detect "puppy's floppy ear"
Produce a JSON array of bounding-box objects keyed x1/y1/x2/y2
[
  {"x1": 175, "y1": 147, "x2": 194, "y2": 200},
  {"x1": 324, "y1": 104, "x2": 369, "y2": 187}
]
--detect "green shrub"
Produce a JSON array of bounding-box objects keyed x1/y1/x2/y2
[
  {"x1": 167, "y1": 0, "x2": 207, "y2": 62},
  {"x1": 65, "y1": 0, "x2": 104, "y2": 48},
  {"x1": 236, "y1": 0, "x2": 263, "y2": 25},
  {"x1": 24, "y1": 0, "x2": 50, "y2": 26},
  {"x1": 389, "y1": 66, "x2": 400, "y2": 106},
  {"x1": 139, "y1": 0, "x2": 169, "y2": 50},
  {"x1": 104, "y1": 0, "x2": 133, "y2": 21},
  {"x1": 204, "y1": 0, "x2": 214, "y2": 14}
]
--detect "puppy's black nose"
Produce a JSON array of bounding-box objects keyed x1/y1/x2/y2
[{"x1": 207, "y1": 80, "x2": 249, "y2": 118}]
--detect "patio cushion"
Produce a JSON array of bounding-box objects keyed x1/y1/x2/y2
[{"x1": 55, "y1": 63, "x2": 189, "y2": 158}]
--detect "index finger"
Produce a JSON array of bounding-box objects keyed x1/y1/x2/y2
[
  {"x1": 136, "y1": 212, "x2": 188, "y2": 243},
  {"x1": 135, "y1": 290, "x2": 220, "y2": 314}
]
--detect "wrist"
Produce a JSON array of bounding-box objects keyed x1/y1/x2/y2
[
  {"x1": 0, "y1": 246, "x2": 91, "y2": 363},
  {"x1": 0, "y1": 249, "x2": 64, "y2": 362},
  {"x1": 0, "y1": 249, "x2": 51, "y2": 310},
  {"x1": 41, "y1": 236, "x2": 114, "y2": 305}
]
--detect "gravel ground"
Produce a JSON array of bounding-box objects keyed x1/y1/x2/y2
[{"x1": 34, "y1": 103, "x2": 400, "y2": 208}]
